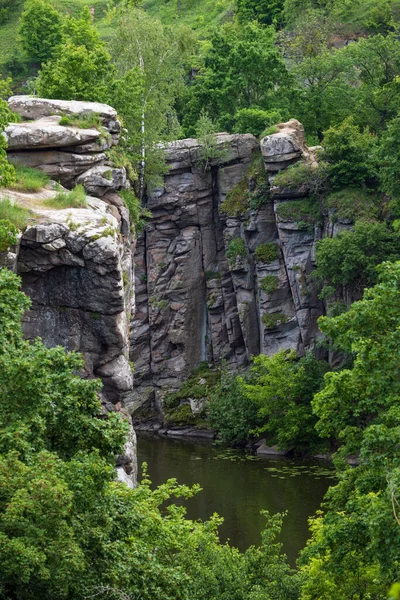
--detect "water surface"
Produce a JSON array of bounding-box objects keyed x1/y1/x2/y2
[{"x1": 137, "y1": 433, "x2": 335, "y2": 565}]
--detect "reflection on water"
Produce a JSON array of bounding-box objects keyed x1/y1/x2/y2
[{"x1": 137, "y1": 433, "x2": 336, "y2": 565}]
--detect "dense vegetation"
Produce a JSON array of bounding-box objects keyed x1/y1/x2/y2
[{"x1": 0, "y1": 0, "x2": 399, "y2": 598}]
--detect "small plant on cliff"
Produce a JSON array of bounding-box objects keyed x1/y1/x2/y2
[
  {"x1": 120, "y1": 189, "x2": 151, "y2": 234},
  {"x1": 0, "y1": 198, "x2": 31, "y2": 230},
  {"x1": 276, "y1": 198, "x2": 321, "y2": 232},
  {"x1": 220, "y1": 180, "x2": 249, "y2": 216},
  {"x1": 255, "y1": 242, "x2": 279, "y2": 264},
  {"x1": 195, "y1": 110, "x2": 230, "y2": 171},
  {"x1": 59, "y1": 112, "x2": 103, "y2": 130},
  {"x1": 46, "y1": 184, "x2": 87, "y2": 209},
  {"x1": 227, "y1": 237, "x2": 246, "y2": 266},
  {"x1": 259, "y1": 275, "x2": 279, "y2": 294},
  {"x1": 10, "y1": 165, "x2": 50, "y2": 193},
  {"x1": 0, "y1": 219, "x2": 18, "y2": 251},
  {"x1": 273, "y1": 161, "x2": 326, "y2": 195},
  {"x1": 261, "y1": 312, "x2": 288, "y2": 328}
]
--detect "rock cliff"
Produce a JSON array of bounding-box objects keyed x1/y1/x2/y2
[
  {"x1": 3, "y1": 96, "x2": 136, "y2": 484},
  {"x1": 130, "y1": 120, "x2": 335, "y2": 412}
]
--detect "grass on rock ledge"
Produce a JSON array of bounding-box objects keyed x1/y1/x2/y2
[
  {"x1": 45, "y1": 184, "x2": 87, "y2": 209},
  {"x1": 10, "y1": 166, "x2": 50, "y2": 193},
  {"x1": 0, "y1": 197, "x2": 30, "y2": 230}
]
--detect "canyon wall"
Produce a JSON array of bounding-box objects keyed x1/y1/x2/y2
[{"x1": 130, "y1": 120, "x2": 344, "y2": 412}]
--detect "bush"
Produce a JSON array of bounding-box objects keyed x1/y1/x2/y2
[
  {"x1": 314, "y1": 220, "x2": 400, "y2": 297},
  {"x1": 273, "y1": 161, "x2": 327, "y2": 195},
  {"x1": 45, "y1": 184, "x2": 87, "y2": 209},
  {"x1": 233, "y1": 108, "x2": 283, "y2": 137},
  {"x1": 0, "y1": 219, "x2": 18, "y2": 251},
  {"x1": 259, "y1": 275, "x2": 279, "y2": 294},
  {"x1": 208, "y1": 368, "x2": 262, "y2": 445},
  {"x1": 323, "y1": 187, "x2": 382, "y2": 222},
  {"x1": 243, "y1": 350, "x2": 329, "y2": 451},
  {"x1": 276, "y1": 198, "x2": 321, "y2": 232},
  {"x1": 0, "y1": 198, "x2": 30, "y2": 230},
  {"x1": 254, "y1": 242, "x2": 279, "y2": 263},
  {"x1": 322, "y1": 118, "x2": 378, "y2": 188},
  {"x1": 10, "y1": 165, "x2": 49, "y2": 193},
  {"x1": 227, "y1": 237, "x2": 246, "y2": 265},
  {"x1": 261, "y1": 312, "x2": 288, "y2": 328},
  {"x1": 120, "y1": 189, "x2": 152, "y2": 234}
]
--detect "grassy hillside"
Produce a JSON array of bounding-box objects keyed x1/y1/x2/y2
[{"x1": 141, "y1": 0, "x2": 234, "y2": 35}]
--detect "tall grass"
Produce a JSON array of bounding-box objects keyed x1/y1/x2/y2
[
  {"x1": 10, "y1": 165, "x2": 50, "y2": 193},
  {"x1": 59, "y1": 113, "x2": 103, "y2": 130},
  {"x1": 0, "y1": 197, "x2": 30, "y2": 229},
  {"x1": 44, "y1": 184, "x2": 87, "y2": 209}
]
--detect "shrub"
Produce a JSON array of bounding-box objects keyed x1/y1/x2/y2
[
  {"x1": 120, "y1": 189, "x2": 152, "y2": 234},
  {"x1": 0, "y1": 219, "x2": 18, "y2": 251},
  {"x1": 254, "y1": 242, "x2": 279, "y2": 263},
  {"x1": 10, "y1": 165, "x2": 50, "y2": 193},
  {"x1": 259, "y1": 275, "x2": 279, "y2": 294},
  {"x1": 220, "y1": 180, "x2": 249, "y2": 216},
  {"x1": 0, "y1": 198, "x2": 30, "y2": 230},
  {"x1": 164, "y1": 364, "x2": 220, "y2": 409},
  {"x1": 208, "y1": 368, "x2": 262, "y2": 445},
  {"x1": 233, "y1": 108, "x2": 283, "y2": 137},
  {"x1": 322, "y1": 117, "x2": 378, "y2": 189},
  {"x1": 227, "y1": 237, "x2": 246, "y2": 265},
  {"x1": 324, "y1": 187, "x2": 381, "y2": 222},
  {"x1": 261, "y1": 312, "x2": 288, "y2": 328},
  {"x1": 45, "y1": 184, "x2": 87, "y2": 209},
  {"x1": 314, "y1": 220, "x2": 400, "y2": 297},
  {"x1": 276, "y1": 198, "x2": 321, "y2": 232},
  {"x1": 273, "y1": 161, "x2": 327, "y2": 195}
]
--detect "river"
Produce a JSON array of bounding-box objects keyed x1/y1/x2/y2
[{"x1": 137, "y1": 433, "x2": 336, "y2": 565}]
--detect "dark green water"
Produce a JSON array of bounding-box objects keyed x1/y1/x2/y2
[{"x1": 137, "y1": 433, "x2": 336, "y2": 565}]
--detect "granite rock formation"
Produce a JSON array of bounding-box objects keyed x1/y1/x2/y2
[{"x1": 130, "y1": 121, "x2": 332, "y2": 412}]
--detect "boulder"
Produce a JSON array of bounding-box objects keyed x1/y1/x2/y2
[{"x1": 5, "y1": 116, "x2": 102, "y2": 150}]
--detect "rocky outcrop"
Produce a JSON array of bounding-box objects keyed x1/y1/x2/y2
[
  {"x1": 130, "y1": 123, "x2": 328, "y2": 412},
  {"x1": 3, "y1": 97, "x2": 136, "y2": 484}
]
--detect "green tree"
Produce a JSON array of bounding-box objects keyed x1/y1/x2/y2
[
  {"x1": 110, "y1": 7, "x2": 195, "y2": 195},
  {"x1": 321, "y1": 117, "x2": 378, "y2": 188},
  {"x1": 19, "y1": 0, "x2": 64, "y2": 64},
  {"x1": 182, "y1": 21, "x2": 291, "y2": 135},
  {"x1": 36, "y1": 7, "x2": 114, "y2": 103},
  {"x1": 242, "y1": 351, "x2": 328, "y2": 451},
  {"x1": 299, "y1": 261, "x2": 400, "y2": 599},
  {"x1": 314, "y1": 221, "x2": 400, "y2": 299},
  {"x1": 237, "y1": 0, "x2": 285, "y2": 26}
]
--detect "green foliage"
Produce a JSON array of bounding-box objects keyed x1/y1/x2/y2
[
  {"x1": 276, "y1": 198, "x2": 321, "y2": 232},
  {"x1": 254, "y1": 242, "x2": 279, "y2": 263},
  {"x1": 233, "y1": 107, "x2": 283, "y2": 137},
  {"x1": 10, "y1": 165, "x2": 49, "y2": 192},
  {"x1": 0, "y1": 0, "x2": 12, "y2": 25},
  {"x1": 220, "y1": 179, "x2": 249, "y2": 216},
  {"x1": 378, "y1": 115, "x2": 400, "y2": 203},
  {"x1": 227, "y1": 236, "x2": 246, "y2": 265},
  {"x1": 314, "y1": 220, "x2": 400, "y2": 297},
  {"x1": 45, "y1": 184, "x2": 87, "y2": 209},
  {"x1": 243, "y1": 351, "x2": 328, "y2": 450},
  {"x1": 273, "y1": 161, "x2": 327, "y2": 195},
  {"x1": 58, "y1": 112, "x2": 103, "y2": 129},
  {"x1": 19, "y1": 0, "x2": 64, "y2": 64},
  {"x1": 0, "y1": 218, "x2": 18, "y2": 250},
  {"x1": 208, "y1": 367, "x2": 263, "y2": 446},
  {"x1": 259, "y1": 275, "x2": 279, "y2": 294},
  {"x1": 0, "y1": 198, "x2": 30, "y2": 229},
  {"x1": 322, "y1": 118, "x2": 378, "y2": 188},
  {"x1": 120, "y1": 189, "x2": 152, "y2": 234},
  {"x1": 261, "y1": 312, "x2": 288, "y2": 328},
  {"x1": 195, "y1": 110, "x2": 229, "y2": 171},
  {"x1": 323, "y1": 187, "x2": 382, "y2": 222},
  {"x1": 299, "y1": 261, "x2": 400, "y2": 598},
  {"x1": 164, "y1": 363, "x2": 220, "y2": 409},
  {"x1": 182, "y1": 21, "x2": 290, "y2": 135},
  {"x1": 237, "y1": 0, "x2": 285, "y2": 25}
]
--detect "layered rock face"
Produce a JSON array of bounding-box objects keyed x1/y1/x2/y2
[
  {"x1": 130, "y1": 121, "x2": 326, "y2": 411},
  {"x1": 4, "y1": 96, "x2": 136, "y2": 483}
]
